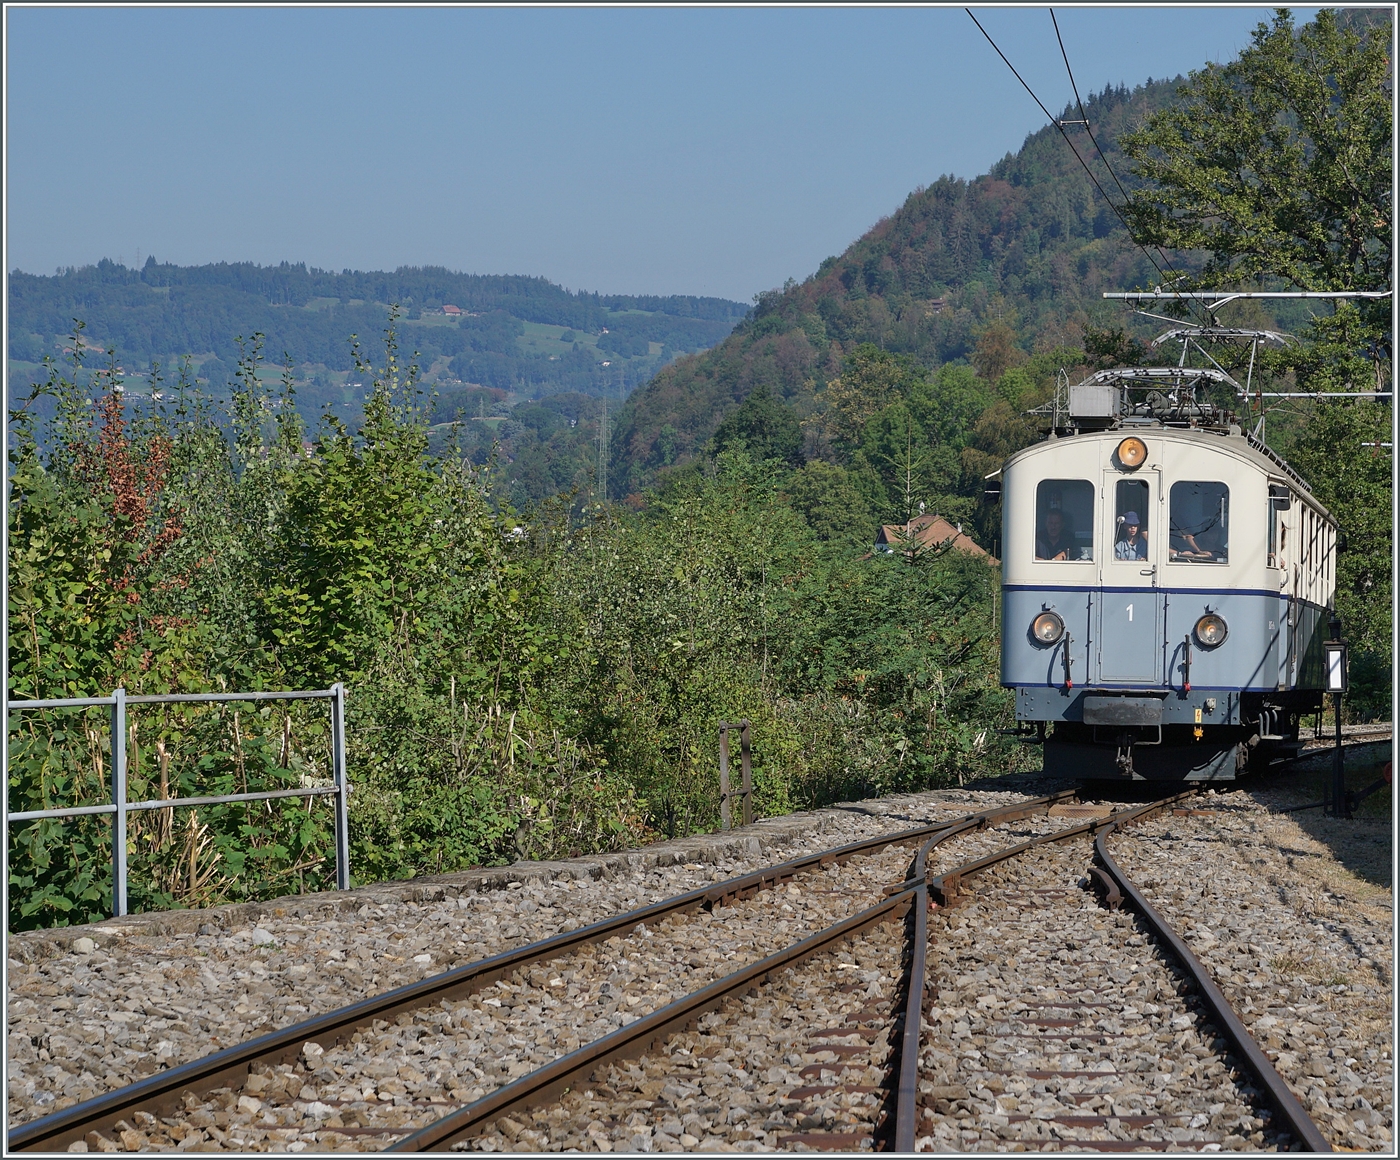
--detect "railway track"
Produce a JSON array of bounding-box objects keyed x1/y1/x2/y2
[
  {"x1": 1296, "y1": 722, "x2": 1392, "y2": 746},
  {"x1": 912, "y1": 800, "x2": 1330, "y2": 1153},
  {"x1": 10, "y1": 787, "x2": 1334, "y2": 1153},
  {"x1": 9, "y1": 792, "x2": 1073, "y2": 1152}
]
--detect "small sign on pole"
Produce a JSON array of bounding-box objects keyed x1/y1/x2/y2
[
  {"x1": 1324, "y1": 641, "x2": 1348, "y2": 693},
  {"x1": 1324, "y1": 638, "x2": 1348, "y2": 817}
]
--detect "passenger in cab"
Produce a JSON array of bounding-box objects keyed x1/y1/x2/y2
[
  {"x1": 1036, "y1": 510, "x2": 1075, "y2": 560},
  {"x1": 1169, "y1": 481, "x2": 1228, "y2": 562},
  {"x1": 1115, "y1": 512, "x2": 1147, "y2": 560}
]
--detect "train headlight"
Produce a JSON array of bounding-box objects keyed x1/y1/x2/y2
[
  {"x1": 1194, "y1": 614, "x2": 1228, "y2": 648},
  {"x1": 1116, "y1": 436, "x2": 1148, "y2": 470},
  {"x1": 1031, "y1": 610, "x2": 1065, "y2": 645}
]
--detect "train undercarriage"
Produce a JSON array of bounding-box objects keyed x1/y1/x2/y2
[{"x1": 1034, "y1": 690, "x2": 1324, "y2": 781}]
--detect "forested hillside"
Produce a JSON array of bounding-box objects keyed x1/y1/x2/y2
[
  {"x1": 612, "y1": 9, "x2": 1389, "y2": 711},
  {"x1": 613, "y1": 10, "x2": 1387, "y2": 503},
  {"x1": 8, "y1": 263, "x2": 745, "y2": 392},
  {"x1": 8, "y1": 264, "x2": 747, "y2": 508},
  {"x1": 611, "y1": 79, "x2": 1180, "y2": 503}
]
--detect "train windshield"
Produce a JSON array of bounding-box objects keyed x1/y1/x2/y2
[
  {"x1": 1113, "y1": 479, "x2": 1150, "y2": 561},
  {"x1": 1035, "y1": 479, "x2": 1094, "y2": 561},
  {"x1": 1170, "y1": 481, "x2": 1229, "y2": 563}
]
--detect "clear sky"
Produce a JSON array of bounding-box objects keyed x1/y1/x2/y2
[{"x1": 6, "y1": 5, "x2": 1310, "y2": 303}]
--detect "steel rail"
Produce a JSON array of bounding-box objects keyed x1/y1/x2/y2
[
  {"x1": 1297, "y1": 721, "x2": 1392, "y2": 742},
  {"x1": 888, "y1": 808, "x2": 1003, "y2": 1150},
  {"x1": 7, "y1": 790, "x2": 1074, "y2": 1152},
  {"x1": 927, "y1": 792, "x2": 1199, "y2": 908},
  {"x1": 1263, "y1": 735, "x2": 1392, "y2": 783},
  {"x1": 891, "y1": 843, "x2": 932, "y2": 1150},
  {"x1": 1093, "y1": 824, "x2": 1333, "y2": 1152},
  {"x1": 390, "y1": 889, "x2": 917, "y2": 1151},
  {"x1": 889, "y1": 792, "x2": 1201, "y2": 1151}
]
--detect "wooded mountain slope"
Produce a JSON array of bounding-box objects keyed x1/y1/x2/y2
[{"x1": 611, "y1": 80, "x2": 1182, "y2": 497}]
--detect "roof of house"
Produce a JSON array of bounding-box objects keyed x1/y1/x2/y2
[
  {"x1": 874, "y1": 512, "x2": 990, "y2": 558},
  {"x1": 442, "y1": 304, "x2": 462, "y2": 314}
]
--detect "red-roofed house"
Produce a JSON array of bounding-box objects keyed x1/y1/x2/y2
[
  {"x1": 873, "y1": 512, "x2": 991, "y2": 560},
  {"x1": 442, "y1": 304, "x2": 462, "y2": 316}
]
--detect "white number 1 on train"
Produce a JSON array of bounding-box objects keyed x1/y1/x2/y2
[{"x1": 1126, "y1": 603, "x2": 1134, "y2": 622}]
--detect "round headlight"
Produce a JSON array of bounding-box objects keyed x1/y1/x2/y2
[
  {"x1": 1194, "y1": 614, "x2": 1228, "y2": 648},
  {"x1": 1032, "y1": 610, "x2": 1065, "y2": 645},
  {"x1": 1116, "y1": 436, "x2": 1148, "y2": 470}
]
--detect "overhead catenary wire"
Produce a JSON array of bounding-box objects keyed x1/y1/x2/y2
[
  {"x1": 965, "y1": 8, "x2": 1209, "y2": 328},
  {"x1": 1051, "y1": 11, "x2": 1390, "y2": 390},
  {"x1": 1050, "y1": 9, "x2": 1133, "y2": 207}
]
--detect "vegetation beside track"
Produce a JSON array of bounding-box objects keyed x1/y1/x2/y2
[{"x1": 6, "y1": 321, "x2": 1016, "y2": 929}]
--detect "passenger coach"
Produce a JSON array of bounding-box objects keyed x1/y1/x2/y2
[{"x1": 997, "y1": 376, "x2": 1336, "y2": 780}]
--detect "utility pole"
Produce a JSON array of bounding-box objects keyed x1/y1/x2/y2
[{"x1": 596, "y1": 392, "x2": 608, "y2": 503}]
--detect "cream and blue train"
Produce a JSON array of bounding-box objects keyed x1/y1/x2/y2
[{"x1": 996, "y1": 379, "x2": 1336, "y2": 780}]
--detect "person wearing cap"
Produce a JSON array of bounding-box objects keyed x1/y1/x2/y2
[{"x1": 1115, "y1": 512, "x2": 1147, "y2": 560}]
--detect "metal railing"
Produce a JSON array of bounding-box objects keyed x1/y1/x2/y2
[{"x1": 5, "y1": 685, "x2": 350, "y2": 918}]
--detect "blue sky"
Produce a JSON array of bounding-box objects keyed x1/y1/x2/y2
[{"x1": 6, "y1": 6, "x2": 1308, "y2": 302}]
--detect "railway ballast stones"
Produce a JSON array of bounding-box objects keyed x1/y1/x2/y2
[
  {"x1": 5, "y1": 787, "x2": 1033, "y2": 1133},
  {"x1": 6, "y1": 779, "x2": 1392, "y2": 1153}
]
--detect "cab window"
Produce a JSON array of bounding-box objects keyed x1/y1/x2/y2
[
  {"x1": 1170, "y1": 481, "x2": 1229, "y2": 563},
  {"x1": 1035, "y1": 479, "x2": 1094, "y2": 561},
  {"x1": 1113, "y1": 479, "x2": 1150, "y2": 561}
]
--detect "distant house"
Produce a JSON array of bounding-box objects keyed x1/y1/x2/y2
[
  {"x1": 873, "y1": 512, "x2": 990, "y2": 559},
  {"x1": 442, "y1": 304, "x2": 462, "y2": 316},
  {"x1": 927, "y1": 298, "x2": 947, "y2": 315}
]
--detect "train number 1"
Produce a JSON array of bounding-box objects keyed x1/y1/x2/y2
[{"x1": 1126, "y1": 603, "x2": 1134, "y2": 622}]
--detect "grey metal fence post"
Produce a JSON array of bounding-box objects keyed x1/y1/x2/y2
[
  {"x1": 738, "y1": 720, "x2": 753, "y2": 827},
  {"x1": 111, "y1": 688, "x2": 128, "y2": 917},
  {"x1": 718, "y1": 723, "x2": 733, "y2": 832},
  {"x1": 331, "y1": 683, "x2": 351, "y2": 890}
]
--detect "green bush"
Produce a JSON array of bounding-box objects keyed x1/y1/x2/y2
[{"x1": 7, "y1": 318, "x2": 1017, "y2": 929}]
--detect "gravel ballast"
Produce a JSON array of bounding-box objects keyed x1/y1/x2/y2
[
  {"x1": 5, "y1": 786, "x2": 1042, "y2": 1139},
  {"x1": 918, "y1": 837, "x2": 1293, "y2": 1152},
  {"x1": 7, "y1": 775, "x2": 1392, "y2": 1154},
  {"x1": 1114, "y1": 790, "x2": 1393, "y2": 1152},
  {"x1": 459, "y1": 922, "x2": 905, "y2": 1154}
]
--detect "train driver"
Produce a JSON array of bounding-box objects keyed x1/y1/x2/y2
[
  {"x1": 1115, "y1": 512, "x2": 1148, "y2": 560},
  {"x1": 1169, "y1": 481, "x2": 1228, "y2": 562},
  {"x1": 1170, "y1": 528, "x2": 1212, "y2": 559},
  {"x1": 1036, "y1": 510, "x2": 1075, "y2": 560}
]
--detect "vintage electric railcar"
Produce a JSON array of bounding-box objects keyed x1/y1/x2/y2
[{"x1": 997, "y1": 374, "x2": 1337, "y2": 780}]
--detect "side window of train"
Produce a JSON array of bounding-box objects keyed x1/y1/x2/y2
[
  {"x1": 1113, "y1": 479, "x2": 1150, "y2": 561},
  {"x1": 1268, "y1": 500, "x2": 1279, "y2": 567},
  {"x1": 1035, "y1": 479, "x2": 1094, "y2": 561},
  {"x1": 1170, "y1": 481, "x2": 1229, "y2": 563}
]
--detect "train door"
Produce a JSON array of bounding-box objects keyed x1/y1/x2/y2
[
  {"x1": 1273, "y1": 495, "x2": 1298, "y2": 689},
  {"x1": 1288, "y1": 503, "x2": 1310, "y2": 682},
  {"x1": 1267, "y1": 486, "x2": 1284, "y2": 688},
  {"x1": 1094, "y1": 476, "x2": 1163, "y2": 683}
]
